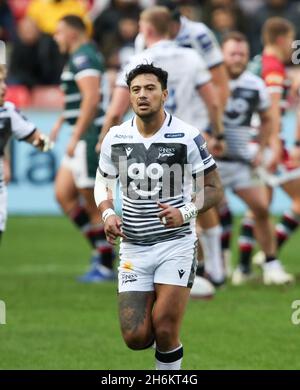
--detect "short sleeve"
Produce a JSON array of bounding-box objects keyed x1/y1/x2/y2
[
  {"x1": 99, "y1": 131, "x2": 119, "y2": 178},
  {"x1": 71, "y1": 52, "x2": 102, "y2": 81},
  {"x1": 188, "y1": 132, "x2": 216, "y2": 175},
  {"x1": 257, "y1": 81, "x2": 270, "y2": 112},
  {"x1": 8, "y1": 105, "x2": 36, "y2": 140},
  {"x1": 262, "y1": 58, "x2": 285, "y2": 95},
  {"x1": 191, "y1": 24, "x2": 223, "y2": 69},
  {"x1": 194, "y1": 55, "x2": 211, "y2": 87}
]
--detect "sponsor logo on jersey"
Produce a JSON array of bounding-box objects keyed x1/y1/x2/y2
[
  {"x1": 125, "y1": 147, "x2": 133, "y2": 157},
  {"x1": 121, "y1": 272, "x2": 138, "y2": 285},
  {"x1": 114, "y1": 134, "x2": 134, "y2": 139},
  {"x1": 158, "y1": 147, "x2": 175, "y2": 158},
  {"x1": 164, "y1": 133, "x2": 184, "y2": 138},
  {"x1": 73, "y1": 54, "x2": 91, "y2": 70},
  {"x1": 122, "y1": 261, "x2": 134, "y2": 271}
]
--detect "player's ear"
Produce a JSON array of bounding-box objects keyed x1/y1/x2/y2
[{"x1": 162, "y1": 88, "x2": 168, "y2": 103}]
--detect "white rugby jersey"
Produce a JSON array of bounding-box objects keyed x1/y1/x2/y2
[
  {"x1": 176, "y1": 16, "x2": 223, "y2": 69},
  {"x1": 99, "y1": 112, "x2": 216, "y2": 246},
  {"x1": 0, "y1": 102, "x2": 36, "y2": 190},
  {"x1": 222, "y1": 70, "x2": 270, "y2": 162},
  {"x1": 117, "y1": 40, "x2": 211, "y2": 130},
  {"x1": 135, "y1": 16, "x2": 223, "y2": 70}
]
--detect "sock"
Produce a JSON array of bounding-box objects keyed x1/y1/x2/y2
[
  {"x1": 196, "y1": 260, "x2": 205, "y2": 277},
  {"x1": 219, "y1": 204, "x2": 233, "y2": 251},
  {"x1": 238, "y1": 217, "x2": 255, "y2": 273},
  {"x1": 85, "y1": 225, "x2": 114, "y2": 269},
  {"x1": 69, "y1": 205, "x2": 90, "y2": 232},
  {"x1": 155, "y1": 344, "x2": 183, "y2": 370},
  {"x1": 276, "y1": 210, "x2": 300, "y2": 249},
  {"x1": 69, "y1": 206, "x2": 114, "y2": 269},
  {"x1": 265, "y1": 255, "x2": 276, "y2": 263},
  {"x1": 199, "y1": 225, "x2": 225, "y2": 284}
]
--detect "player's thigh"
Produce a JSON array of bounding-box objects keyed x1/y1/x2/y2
[
  {"x1": 152, "y1": 284, "x2": 190, "y2": 330},
  {"x1": 0, "y1": 185, "x2": 7, "y2": 233},
  {"x1": 78, "y1": 187, "x2": 99, "y2": 222},
  {"x1": 236, "y1": 186, "x2": 269, "y2": 216},
  {"x1": 55, "y1": 166, "x2": 78, "y2": 202},
  {"x1": 281, "y1": 177, "x2": 300, "y2": 200},
  {"x1": 118, "y1": 291, "x2": 155, "y2": 336}
]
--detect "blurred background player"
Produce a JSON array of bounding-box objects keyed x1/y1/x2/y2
[
  {"x1": 0, "y1": 64, "x2": 52, "y2": 243},
  {"x1": 236, "y1": 17, "x2": 300, "y2": 279},
  {"x1": 50, "y1": 15, "x2": 114, "y2": 282},
  {"x1": 217, "y1": 32, "x2": 293, "y2": 285}
]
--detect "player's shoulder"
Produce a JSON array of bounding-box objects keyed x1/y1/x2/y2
[
  {"x1": 168, "y1": 115, "x2": 200, "y2": 141},
  {"x1": 107, "y1": 119, "x2": 135, "y2": 142},
  {"x1": 2, "y1": 101, "x2": 16, "y2": 111},
  {"x1": 0, "y1": 101, "x2": 20, "y2": 117},
  {"x1": 71, "y1": 43, "x2": 103, "y2": 71},
  {"x1": 240, "y1": 70, "x2": 266, "y2": 88},
  {"x1": 262, "y1": 54, "x2": 284, "y2": 73},
  {"x1": 181, "y1": 16, "x2": 211, "y2": 36}
]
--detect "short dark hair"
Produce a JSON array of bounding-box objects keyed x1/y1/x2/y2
[
  {"x1": 126, "y1": 63, "x2": 168, "y2": 90},
  {"x1": 157, "y1": 0, "x2": 181, "y2": 22},
  {"x1": 60, "y1": 14, "x2": 86, "y2": 32},
  {"x1": 222, "y1": 31, "x2": 248, "y2": 46}
]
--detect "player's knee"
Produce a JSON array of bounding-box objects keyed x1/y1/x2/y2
[
  {"x1": 122, "y1": 330, "x2": 153, "y2": 350},
  {"x1": 153, "y1": 316, "x2": 175, "y2": 345},
  {"x1": 292, "y1": 200, "x2": 300, "y2": 214},
  {"x1": 252, "y1": 204, "x2": 269, "y2": 219},
  {"x1": 55, "y1": 188, "x2": 63, "y2": 205},
  {"x1": 55, "y1": 187, "x2": 75, "y2": 211}
]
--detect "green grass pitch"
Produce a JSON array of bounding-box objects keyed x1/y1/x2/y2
[{"x1": 1, "y1": 216, "x2": 300, "y2": 370}]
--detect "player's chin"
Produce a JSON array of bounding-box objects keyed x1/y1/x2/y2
[{"x1": 136, "y1": 108, "x2": 153, "y2": 118}]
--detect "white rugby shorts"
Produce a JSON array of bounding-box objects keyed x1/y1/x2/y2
[
  {"x1": 61, "y1": 140, "x2": 95, "y2": 189},
  {"x1": 0, "y1": 182, "x2": 7, "y2": 232},
  {"x1": 118, "y1": 235, "x2": 198, "y2": 293},
  {"x1": 217, "y1": 160, "x2": 262, "y2": 190}
]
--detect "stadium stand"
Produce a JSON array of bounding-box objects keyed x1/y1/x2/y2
[
  {"x1": 5, "y1": 85, "x2": 31, "y2": 108},
  {"x1": 31, "y1": 85, "x2": 64, "y2": 110},
  {"x1": 8, "y1": 0, "x2": 30, "y2": 21}
]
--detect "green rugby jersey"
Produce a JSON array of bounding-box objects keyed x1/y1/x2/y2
[
  {"x1": 247, "y1": 54, "x2": 262, "y2": 77},
  {"x1": 60, "y1": 43, "x2": 109, "y2": 140}
]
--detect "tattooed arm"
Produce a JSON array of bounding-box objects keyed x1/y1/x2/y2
[{"x1": 195, "y1": 168, "x2": 223, "y2": 214}]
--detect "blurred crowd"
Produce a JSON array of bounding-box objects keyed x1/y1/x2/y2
[{"x1": 1, "y1": 0, "x2": 300, "y2": 90}]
